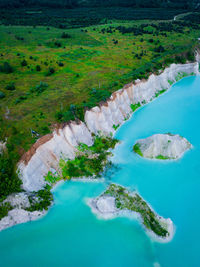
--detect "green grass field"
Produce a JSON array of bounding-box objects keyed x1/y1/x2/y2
[{"x1": 0, "y1": 18, "x2": 199, "y2": 157}]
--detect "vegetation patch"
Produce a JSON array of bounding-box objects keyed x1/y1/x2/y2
[
  {"x1": 0, "y1": 151, "x2": 22, "y2": 202},
  {"x1": 155, "y1": 89, "x2": 167, "y2": 97},
  {"x1": 103, "y1": 183, "x2": 169, "y2": 238},
  {"x1": 113, "y1": 124, "x2": 120, "y2": 130},
  {"x1": 130, "y1": 103, "x2": 141, "y2": 112},
  {"x1": 168, "y1": 80, "x2": 174, "y2": 86},
  {"x1": 133, "y1": 143, "x2": 143, "y2": 157},
  {"x1": 26, "y1": 185, "x2": 53, "y2": 212},
  {"x1": 156, "y1": 155, "x2": 171, "y2": 160},
  {"x1": 45, "y1": 136, "x2": 118, "y2": 182},
  {"x1": 0, "y1": 202, "x2": 13, "y2": 220}
]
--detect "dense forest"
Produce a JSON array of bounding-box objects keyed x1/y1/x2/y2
[{"x1": 0, "y1": 0, "x2": 199, "y2": 9}]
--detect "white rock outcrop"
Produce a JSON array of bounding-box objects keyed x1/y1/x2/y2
[
  {"x1": 134, "y1": 134, "x2": 192, "y2": 159},
  {"x1": 18, "y1": 121, "x2": 93, "y2": 192},
  {"x1": 88, "y1": 196, "x2": 117, "y2": 219},
  {"x1": 3, "y1": 192, "x2": 30, "y2": 209},
  {"x1": 0, "y1": 141, "x2": 6, "y2": 154},
  {"x1": 85, "y1": 63, "x2": 199, "y2": 135},
  {"x1": 0, "y1": 208, "x2": 45, "y2": 231}
]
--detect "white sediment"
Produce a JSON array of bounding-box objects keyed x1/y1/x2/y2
[
  {"x1": 134, "y1": 133, "x2": 192, "y2": 160},
  {"x1": 0, "y1": 60, "x2": 199, "y2": 232},
  {"x1": 0, "y1": 141, "x2": 6, "y2": 154}
]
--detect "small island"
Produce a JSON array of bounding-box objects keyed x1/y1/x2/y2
[
  {"x1": 133, "y1": 133, "x2": 192, "y2": 160},
  {"x1": 88, "y1": 183, "x2": 173, "y2": 241}
]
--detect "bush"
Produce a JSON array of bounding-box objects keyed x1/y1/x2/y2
[
  {"x1": 154, "y1": 45, "x2": 165, "y2": 53},
  {"x1": 0, "y1": 203, "x2": 12, "y2": 220},
  {"x1": 40, "y1": 126, "x2": 50, "y2": 134},
  {"x1": 54, "y1": 41, "x2": 61, "y2": 47},
  {"x1": 133, "y1": 143, "x2": 143, "y2": 157},
  {"x1": 30, "y1": 82, "x2": 48, "y2": 95},
  {"x1": 0, "y1": 62, "x2": 13, "y2": 73},
  {"x1": 21, "y1": 59, "x2": 27, "y2": 66},
  {"x1": 27, "y1": 185, "x2": 53, "y2": 211},
  {"x1": 0, "y1": 91, "x2": 5, "y2": 99},
  {"x1": 36, "y1": 65, "x2": 41, "y2": 71},
  {"x1": 61, "y1": 32, "x2": 71, "y2": 39},
  {"x1": 46, "y1": 67, "x2": 55, "y2": 76},
  {"x1": 15, "y1": 95, "x2": 27, "y2": 104},
  {"x1": 5, "y1": 83, "x2": 15, "y2": 91},
  {"x1": 58, "y1": 62, "x2": 64, "y2": 67}
]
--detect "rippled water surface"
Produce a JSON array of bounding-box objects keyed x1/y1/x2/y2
[{"x1": 1, "y1": 76, "x2": 200, "y2": 267}]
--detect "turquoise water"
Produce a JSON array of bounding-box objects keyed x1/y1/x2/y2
[{"x1": 1, "y1": 76, "x2": 200, "y2": 267}]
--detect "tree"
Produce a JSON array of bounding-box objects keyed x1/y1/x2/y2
[
  {"x1": 0, "y1": 62, "x2": 13, "y2": 73},
  {"x1": 36, "y1": 65, "x2": 41, "y2": 71},
  {"x1": 5, "y1": 83, "x2": 15, "y2": 90},
  {"x1": 46, "y1": 67, "x2": 55, "y2": 76},
  {"x1": 0, "y1": 91, "x2": 5, "y2": 99},
  {"x1": 61, "y1": 32, "x2": 71, "y2": 39},
  {"x1": 21, "y1": 59, "x2": 27, "y2": 66}
]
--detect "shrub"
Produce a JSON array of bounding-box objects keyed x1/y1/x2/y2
[
  {"x1": 54, "y1": 41, "x2": 61, "y2": 47},
  {"x1": 46, "y1": 67, "x2": 55, "y2": 76},
  {"x1": 0, "y1": 91, "x2": 5, "y2": 99},
  {"x1": 5, "y1": 83, "x2": 15, "y2": 91},
  {"x1": 36, "y1": 65, "x2": 41, "y2": 71},
  {"x1": 154, "y1": 45, "x2": 165, "y2": 53},
  {"x1": 133, "y1": 143, "x2": 143, "y2": 157},
  {"x1": 130, "y1": 103, "x2": 141, "y2": 112},
  {"x1": 30, "y1": 82, "x2": 48, "y2": 95},
  {"x1": 0, "y1": 62, "x2": 13, "y2": 73},
  {"x1": 27, "y1": 185, "x2": 53, "y2": 211},
  {"x1": 61, "y1": 32, "x2": 71, "y2": 39},
  {"x1": 0, "y1": 203, "x2": 12, "y2": 220},
  {"x1": 148, "y1": 38, "x2": 154, "y2": 43},
  {"x1": 58, "y1": 62, "x2": 64, "y2": 67},
  {"x1": 15, "y1": 95, "x2": 27, "y2": 104},
  {"x1": 40, "y1": 126, "x2": 50, "y2": 134},
  {"x1": 21, "y1": 59, "x2": 27, "y2": 66},
  {"x1": 0, "y1": 152, "x2": 22, "y2": 201}
]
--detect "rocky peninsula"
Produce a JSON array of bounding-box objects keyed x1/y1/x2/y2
[
  {"x1": 133, "y1": 133, "x2": 192, "y2": 160},
  {"x1": 88, "y1": 183, "x2": 173, "y2": 241}
]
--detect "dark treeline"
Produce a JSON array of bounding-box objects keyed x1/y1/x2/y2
[
  {"x1": 0, "y1": 0, "x2": 199, "y2": 9},
  {"x1": 0, "y1": 8, "x2": 185, "y2": 28}
]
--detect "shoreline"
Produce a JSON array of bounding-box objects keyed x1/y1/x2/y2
[
  {"x1": 87, "y1": 184, "x2": 174, "y2": 243},
  {"x1": 0, "y1": 60, "x2": 199, "y2": 232}
]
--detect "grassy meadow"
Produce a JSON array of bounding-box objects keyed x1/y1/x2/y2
[{"x1": 0, "y1": 18, "x2": 199, "y2": 158}]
